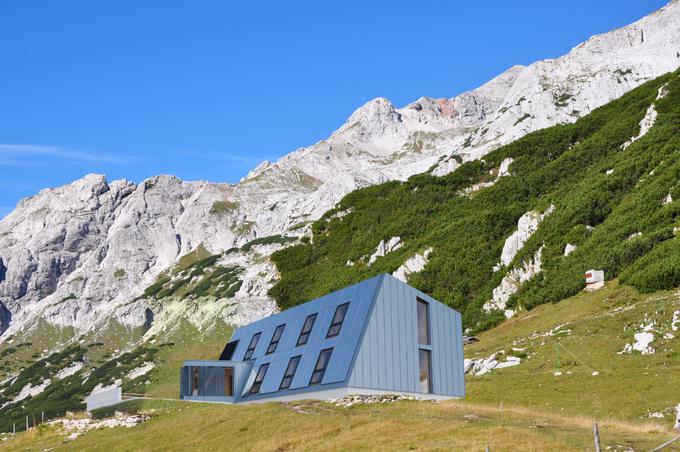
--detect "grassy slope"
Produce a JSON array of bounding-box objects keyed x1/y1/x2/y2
[
  {"x1": 270, "y1": 70, "x2": 680, "y2": 332},
  {"x1": 465, "y1": 281, "x2": 680, "y2": 422},
  {"x1": 4, "y1": 282, "x2": 680, "y2": 450},
  {"x1": 2, "y1": 399, "x2": 674, "y2": 451},
  {"x1": 0, "y1": 316, "x2": 233, "y2": 431}
]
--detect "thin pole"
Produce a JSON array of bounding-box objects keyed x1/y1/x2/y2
[
  {"x1": 12, "y1": 423, "x2": 15, "y2": 435},
  {"x1": 593, "y1": 423, "x2": 601, "y2": 452},
  {"x1": 485, "y1": 446, "x2": 490, "y2": 452},
  {"x1": 41, "y1": 411, "x2": 44, "y2": 424},
  {"x1": 556, "y1": 340, "x2": 561, "y2": 371},
  {"x1": 650, "y1": 435, "x2": 680, "y2": 452},
  {"x1": 25, "y1": 416, "x2": 28, "y2": 431}
]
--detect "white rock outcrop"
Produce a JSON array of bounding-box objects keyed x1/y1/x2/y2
[
  {"x1": 55, "y1": 362, "x2": 84, "y2": 380},
  {"x1": 2, "y1": 2, "x2": 680, "y2": 340},
  {"x1": 392, "y1": 248, "x2": 433, "y2": 282},
  {"x1": 464, "y1": 353, "x2": 522, "y2": 376},
  {"x1": 664, "y1": 193, "x2": 673, "y2": 205},
  {"x1": 499, "y1": 206, "x2": 553, "y2": 267},
  {"x1": 564, "y1": 243, "x2": 577, "y2": 256},
  {"x1": 485, "y1": 246, "x2": 544, "y2": 314},
  {"x1": 462, "y1": 157, "x2": 514, "y2": 194},
  {"x1": 621, "y1": 84, "x2": 668, "y2": 149},
  {"x1": 619, "y1": 322, "x2": 656, "y2": 355},
  {"x1": 368, "y1": 237, "x2": 403, "y2": 266}
]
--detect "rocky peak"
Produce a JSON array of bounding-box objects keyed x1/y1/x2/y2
[{"x1": 1, "y1": 2, "x2": 679, "y2": 339}]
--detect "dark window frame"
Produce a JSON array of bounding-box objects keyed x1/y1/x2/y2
[
  {"x1": 191, "y1": 366, "x2": 199, "y2": 396},
  {"x1": 418, "y1": 349, "x2": 432, "y2": 393},
  {"x1": 417, "y1": 297, "x2": 431, "y2": 345},
  {"x1": 309, "y1": 348, "x2": 333, "y2": 385},
  {"x1": 249, "y1": 363, "x2": 269, "y2": 394},
  {"x1": 266, "y1": 324, "x2": 286, "y2": 354},
  {"x1": 326, "y1": 302, "x2": 350, "y2": 338},
  {"x1": 219, "y1": 339, "x2": 239, "y2": 360},
  {"x1": 279, "y1": 355, "x2": 302, "y2": 390},
  {"x1": 224, "y1": 367, "x2": 234, "y2": 397},
  {"x1": 296, "y1": 313, "x2": 317, "y2": 346},
  {"x1": 243, "y1": 332, "x2": 261, "y2": 360}
]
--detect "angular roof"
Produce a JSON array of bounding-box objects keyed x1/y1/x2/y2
[{"x1": 228, "y1": 274, "x2": 383, "y2": 399}]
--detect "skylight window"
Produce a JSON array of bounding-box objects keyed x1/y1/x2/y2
[
  {"x1": 249, "y1": 363, "x2": 269, "y2": 394},
  {"x1": 266, "y1": 324, "x2": 286, "y2": 354},
  {"x1": 279, "y1": 355, "x2": 301, "y2": 390},
  {"x1": 326, "y1": 303, "x2": 350, "y2": 338},
  {"x1": 309, "y1": 348, "x2": 333, "y2": 385},
  {"x1": 243, "y1": 332, "x2": 261, "y2": 360},
  {"x1": 297, "y1": 313, "x2": 317, "y2": 346}
]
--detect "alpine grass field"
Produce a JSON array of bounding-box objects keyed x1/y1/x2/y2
[{"x1": 2, "y1": 282, "x2": 679, "y2": 450}]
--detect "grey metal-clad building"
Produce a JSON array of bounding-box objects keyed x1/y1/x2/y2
[{"x1": 180, "y1": 274, "x2": 465, "y2": 403}]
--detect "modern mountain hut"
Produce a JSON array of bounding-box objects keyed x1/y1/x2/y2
[{"x1": 180, "y1": 274, "x2": 465, "y2": 403}]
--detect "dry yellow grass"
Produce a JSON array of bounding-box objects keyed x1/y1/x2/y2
[{"x1": 2, "y1": 399, "x2": 675, "y2": 451}]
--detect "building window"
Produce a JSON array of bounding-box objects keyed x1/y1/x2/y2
[
  {"x1": 419, "y1": 349, "x2": 432, "y2": 393},
  {"x1": 267, "y1": 324, "x2": 286, "y2": 354},
  {"x1": 297, "y1": 313, "x2": 317, "y2": 346},
  {"x1": 309, "y1": 348, "x2": 333, "y2": 385},
  {"x1": 224, "y1": 367, "x2": 234, "y2": 396},
  {"x1": 326, "y1": 303, "x2": 350, "y2": 338},
  {"x1": 417, "y1": 298, "x2": 430, "y2": 345},
  {"x1": 191, "y1": 366, "x2": 199, "y2": 396},
  {"x1": 279, "y1": 355, "x2": 301, "y2": 390},
  {"x1": 219, "y1": 340, "x2": 239, "y2": 360},
  {"x1": 249, "y1": 363, "x2": 269, "y2": 394},
  {"x1": 243, "y1": 332, "x2": 261, "y2": 360}
]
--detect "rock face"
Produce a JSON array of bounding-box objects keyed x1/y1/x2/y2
[
  {"x1": 1, "y1": 2, "x2": 680, "y2": 339},
  {"x1": 393, "y1": 248, "x2": 433, "y2": 283},
  {"x1": 368, "y1": 237, "x2": 403, "y2": 266}
]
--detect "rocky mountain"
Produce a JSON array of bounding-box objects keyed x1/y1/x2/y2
[{"x1": 1, "y1": 1, "x2": 680, "y2": 341}]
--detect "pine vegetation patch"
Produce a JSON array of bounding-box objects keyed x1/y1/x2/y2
[{"x1": 271, "y1": 70, "x2": 680, "y2": 332}]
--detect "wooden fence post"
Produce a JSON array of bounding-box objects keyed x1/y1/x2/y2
[{"x1": 593, "y1": 423, "x2": 601, "y2": 452}]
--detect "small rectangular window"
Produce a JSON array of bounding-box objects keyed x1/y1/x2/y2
[
  {"x1": 266, "y1": 324, "x2": 286, "y2": 354},
  {"x1": 326, "y1": 303, "x2": 350, "y2": 338},
  {"x1": 309, "y1": 348, "x2": 333, "y2": 385},
  {"x1": 243, "y1": 332, "x2": 261, "y2": 360},
  {"x1": 419, "y1": 349, "x2": 431, "y2": 393},
  {"x1": 224, "y1": 367, "x2": 234, "y2": 396},
  {"x1": 191, "y1": 366, "x2": 199, "y2": 396},
  {"x1": 417, "y1": 298, "x2": 430, "y2": 345},
  {"x1": 297, "y1": 313, "x2": 317, "y2": 346},
  {"x1": 249, "y1": 363, "x2": 269, "y2": 394},
  {"x1": 219, "y1": 340, "x2": 239, "y2": 360},
  {"x1": 279, "y1": 355, "x2": 301, "y2": 390}
]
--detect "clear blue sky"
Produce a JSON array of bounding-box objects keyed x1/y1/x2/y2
[{"x1": 0, "y1": 0, "x2": 669, "y2": 218}]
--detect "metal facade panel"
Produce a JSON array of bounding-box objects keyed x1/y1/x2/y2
[
  {"x1": 224, "y1": 275, "x2": 382, "y2": 401},
  {"x1": 181, "y1": 273, "x2": 463, "y2": 402},
  {"x1": 348, "y1": 274, "x2": 464, "y2": 397}
]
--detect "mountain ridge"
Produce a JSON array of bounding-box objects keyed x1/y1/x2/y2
[{"x1": 1, "y1": 1, "x2": 680, "y2": 340}]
